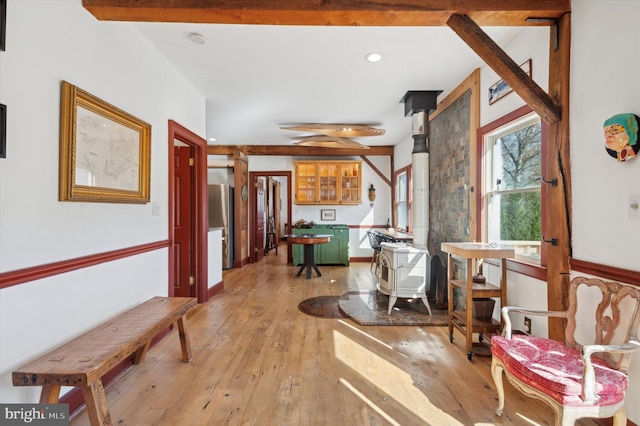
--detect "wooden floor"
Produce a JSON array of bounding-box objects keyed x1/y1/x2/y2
[{"x1": 70, "y1": 244, "x2": 601, "y2": 426}]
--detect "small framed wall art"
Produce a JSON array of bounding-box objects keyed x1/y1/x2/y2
[
  {"x1": 321, "y1": 209, "x2": 336, "y2": 221},
  {"x1": 489, "y1": 59, "x2": 532, "y2": 105}
]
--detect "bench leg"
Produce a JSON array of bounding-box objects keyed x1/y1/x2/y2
[
  {"x1": 40, "y1": 385, "x2": 61, "y2": 404},
  {"x1": 177, "y1": 315, "x2": 192, "y2": 362},
  {"x1": 133, "y1": 341, "x2": 151, "y2": 365},
  {"x1": 82, "y1": 380, "x2": 112, "y2": 426}
]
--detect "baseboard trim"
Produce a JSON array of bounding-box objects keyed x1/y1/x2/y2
[{"x1": 207, "y1": 281, "x2": 224, "y2": 298}]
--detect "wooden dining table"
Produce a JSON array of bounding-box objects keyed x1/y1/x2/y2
[{"x1": 375, "y1": 229, "x2": 413, "y2": 242}]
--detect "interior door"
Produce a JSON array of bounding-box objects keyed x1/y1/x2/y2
[
  {"x1": 274, "y1": 181, "x2": 281, "y2": 242},
  {"x1": 173, "y1": 145, "x2": 194, "y2": 297},
  {"x1": 255, "y1": 177, "x2": 266, "y2": 261}
]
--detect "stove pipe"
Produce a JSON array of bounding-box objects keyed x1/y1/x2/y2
[{"x1": 400, "y1": 91, "x2": 442, "y2": 250}]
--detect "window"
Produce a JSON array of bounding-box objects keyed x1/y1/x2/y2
[
  {"x1": 393, "y1": 166, "x2": 411, "y2": 231},
  {"x1": 480, "y1": 108, "x2": 544, "y2": 264}
]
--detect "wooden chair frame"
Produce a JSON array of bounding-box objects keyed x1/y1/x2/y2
[{"x1": 491, "y1": 277, "x2": 640, "y2": 426}]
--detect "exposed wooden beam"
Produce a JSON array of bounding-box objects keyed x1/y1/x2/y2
[
  {"x1": 544, "y1": 13, "x2": 572, "y2": 341},
  {"x1": 82, "y1": 0, "x2": 570, "y2": 26},
  {"x1": 360, "y1": 156, "x2": 391, "y2": 187},
  {"x1": 207, "y1": 145, "x2": 394, "y2": 156},
  {"x1": 447, "y1": 13, "x2": 561, "y2": 124}
]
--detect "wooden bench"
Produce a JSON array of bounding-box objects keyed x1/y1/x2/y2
[{"x1": 12, "y1": 296, "x2": 197, "y2": 426}]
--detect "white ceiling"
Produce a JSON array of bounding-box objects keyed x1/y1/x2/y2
[{"x1": 132, "y1": 23, "x2": 525, "y2": 147}]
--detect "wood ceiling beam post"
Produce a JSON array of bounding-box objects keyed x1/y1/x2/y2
[
  {"x1": 208, "y1": 145, "x2": 394, "y2": 156},
  {"x1": 446, "y1": 13, "x2": 561, "y2": 125},
  {"x1": 360, "y1": 156, "x2": 391, "y2": 187},
  {"x1": 82, "y1": 0, "x2": 570, "y2": 26},
  {"x1": 544, "y1": 12, "x2": 571, "y2": 341}
]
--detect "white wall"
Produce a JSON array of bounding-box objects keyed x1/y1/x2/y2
[
  {"x1": 394, "y1": 133, "x2": 414, "y2": 169},
  {"x1": 571, "y1": 1, "x2": 640, "y2": 269},
  {"x1": 0, "y1": 0, "x2": 206, "y2": 401},
  {"x1": 570, "y1": 1, "x2": 640, "y2": 421}
]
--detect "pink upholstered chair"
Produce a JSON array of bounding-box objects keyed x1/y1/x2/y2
[{"x1": 491, "y1": 276, "x2": 640, "y2": 426}]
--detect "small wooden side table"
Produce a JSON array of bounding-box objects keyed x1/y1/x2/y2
[{"x1": 286, "y1": 234, "x2": 331, "y2": 279}]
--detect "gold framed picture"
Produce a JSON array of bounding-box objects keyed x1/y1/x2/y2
[{"x1": 59, "y1": 81, "x2": 151, "y2": 203}]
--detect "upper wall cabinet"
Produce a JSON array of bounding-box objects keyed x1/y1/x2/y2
[{"x1": 294, "y1": 161, "x2": 362, "y2": 205}]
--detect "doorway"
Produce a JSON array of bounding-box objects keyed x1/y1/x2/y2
[
  {"x1": 249, "y1": 171, "x2": 292, "y2": 265},
  {"x1": 168, "y1": 120, "x2": 209, "y2": 303}
]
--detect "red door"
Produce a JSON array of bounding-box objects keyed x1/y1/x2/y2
[
  {"x1": 254, "y1": 177, "x2": 266, "y2": 262},
  {"x1": 173, "y1": 146, "x2": 194, "y2": 297}
]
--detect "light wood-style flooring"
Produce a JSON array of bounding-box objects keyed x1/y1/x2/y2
[{"x1": 70, "y1": 244, "x2": 600, "y2": 426}]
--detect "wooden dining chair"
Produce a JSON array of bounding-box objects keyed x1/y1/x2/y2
[{"x1": 491, "y1": 277, "x2": 640, "y2": 426}]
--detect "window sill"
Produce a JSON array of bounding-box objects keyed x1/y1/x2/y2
[{"x1": 483, "y1": 258, "x2": 546, "y2": 281}]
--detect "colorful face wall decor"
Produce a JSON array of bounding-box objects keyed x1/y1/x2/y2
[{"x1": 603, "y1": 113, "x2": 640, "y2": 162}]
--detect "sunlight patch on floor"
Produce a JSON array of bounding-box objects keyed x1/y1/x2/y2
[
  {"x1": 337, "y1": 319, "x2": 398, "y2": 353},
  {"x1": 334, "y1": 330, "x2": 465, "y2": 425},
  {"x1": 339, "y1": 378, "x2": 402, "y2": 426}
]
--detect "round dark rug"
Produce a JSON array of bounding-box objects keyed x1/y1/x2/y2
[
  {"x1": 338, "y1": 290, "x2": 448, "y2": 326},
  {"x1": 298, "y1": 296, "x2": 346, "y2": 319}
]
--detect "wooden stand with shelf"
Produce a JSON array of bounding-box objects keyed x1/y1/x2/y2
[{"x1": 441, "y1": 242, "x2": 514, "y2": 360}]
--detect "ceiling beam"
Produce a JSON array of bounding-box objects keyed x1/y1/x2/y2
[
  {"x1": 447, "y1": 13, "x2": 561, "y2": 124},
  {"x1": 207, "y1": 145, "x2": 394, "y2": 156},
  {"x1": 82, "y1": 0, "x2": 570, "y2": 26},
  {"x1": 360, "y1": 156, "x2": 391, "y2": 187}
]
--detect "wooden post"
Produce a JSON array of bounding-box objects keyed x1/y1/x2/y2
[{"x1": 545, "y1": 13, "x2": 572, "y2": 341}]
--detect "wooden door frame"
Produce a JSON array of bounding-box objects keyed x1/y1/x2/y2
[
  {"x1": 249, "y1": 171, "x2": 292, "y2": 265},
  {"x1": 168, "y1": 120, "x2": 209, "y2": 303}
]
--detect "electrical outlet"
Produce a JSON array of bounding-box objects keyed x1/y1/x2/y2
[{"x1": 524, "y1": 317, "x2": 532, "y2": 334}]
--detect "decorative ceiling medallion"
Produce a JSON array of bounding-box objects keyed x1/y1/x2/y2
[
  {"x1": 293, "y1": 136, "x2": 370, "y2": 149},
  {"x1": 280, "y1": 123, "x2": 385, "y2": 137}
]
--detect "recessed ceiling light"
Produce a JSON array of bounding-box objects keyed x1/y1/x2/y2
[
  {"x1": 208, "y1": 137, "x2": 216, "y2": 142},
  {"x1": 188, "y1": 32, "x2": 206, "y2": 45},
  {"x1": 365, "y1": 52, "x2": 382, "y2": 63}
]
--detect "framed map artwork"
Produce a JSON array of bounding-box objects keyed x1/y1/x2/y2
[{"x1": 59, "y1": 81, "x2": 151, "y2": 203}]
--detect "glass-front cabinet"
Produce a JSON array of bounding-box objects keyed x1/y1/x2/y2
[{"x1": 294, "y1": 161, "x2": 361, "y2": 205}]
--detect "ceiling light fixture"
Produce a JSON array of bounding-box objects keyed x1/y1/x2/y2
[
  {"x1": 188, "y1": 32, "x2": 206, "y2": 45},
  {"x1": 280, "y1": 124, "x2": 385, "y2": 137},
  {"x1": 365, "y1": 52, "x2": 382, "y2": 63},
  {"x1": 293, "y1": 136, "x2": 370, "y2": 149}
]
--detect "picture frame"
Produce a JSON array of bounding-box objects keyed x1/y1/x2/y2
[
  {"x1": 59, "y1": 81, "x2": 151, "y2": 203},
  {"x1": 0, "y1": 0, "x2": 5, "y2": 51},
  {"x1": 321, "y1": 209, "x2": 336, "y2": 221},
  {"x1": 488, "y1": 59, "x2": 532, "y2": 105},
  {"x1": 0, "y1": 103, "x2": 5, "y2": 158}
]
